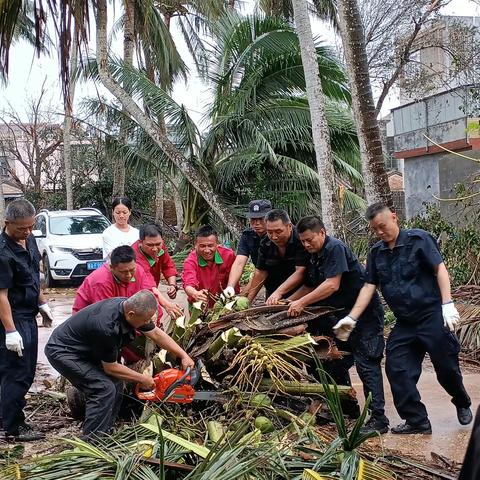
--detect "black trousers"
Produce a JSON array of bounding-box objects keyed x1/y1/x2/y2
[
  {"x1": 45, "y1": 347, "x2": 124, "y2": 436},
  {"x1": 350, "y1": 331, "x2": 386, "y2": 419},
  {"x1": 308, "y1": 315, "x2": 386, "y2": 419},
  {"x1": 386, "y1": 310, "x2": 471, "y2": 426},
  {"x1": 0, "y1": 317, "x2": 38, "y2": 434},
  {"x1": 459, "y1": 405, "x2": 480, "y2": 480}
]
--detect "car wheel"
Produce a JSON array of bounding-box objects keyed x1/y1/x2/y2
[{"x1": 43, "y1": 255, "x2": 58, "y2": 288}]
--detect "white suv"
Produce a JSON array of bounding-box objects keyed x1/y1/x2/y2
[{"x1": 33, "y1": 208, "x2": 111, "y2": 287}]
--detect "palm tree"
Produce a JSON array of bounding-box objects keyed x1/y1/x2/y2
[
  {"x1": 207, "y1": 13, "x2": 363, "y2": 219},
  {"x1": 83, "y1": 8, "x2": 364, "y2": 231},
  {"x1": 95, "y1": 0, "x2": 246, "y2": 235},
  {"x1": 0, "y1": 0, "x2": 245, "y2": 236},
  {"x1": 112, "y1": 0, "x2": 135, "y2": 198},
  {"x1": 335, "y1": 0, "x2": 393, "y2": 207},
  {"x1": 0, "y1": 1, "x2": 47, "y2": 80},
  {"x1": 260, "y1": 0, "x2": 393, "y2": 208},
  {"x1": 63, "y1": 23, "x2": 78, "y2": 210},
  {"x1": 291, "y1": 0, "x2": 341, "y2": 234},
  {"x1": 134, "y1": 2, "x2": 186, "y2": 223},
  {"x1": 0, "y1": 3, "x2": 364, "y2": 234}
]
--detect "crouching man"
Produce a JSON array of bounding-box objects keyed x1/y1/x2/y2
[{"x1": 45, "y1": 290, "x2": 194, "y2": 440}]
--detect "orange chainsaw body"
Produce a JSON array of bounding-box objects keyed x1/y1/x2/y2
[{"x1": 135, "y1": 367, "x2": 196, "y2": 403}]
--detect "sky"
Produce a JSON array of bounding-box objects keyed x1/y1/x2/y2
[{"x1": 0, "y1": 0, "x2": 478, "y2": 125}]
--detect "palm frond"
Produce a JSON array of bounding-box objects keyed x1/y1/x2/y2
[
  {"x1": 177, "y1": 16, "x2": 210, "y2": 79},
  {"x1": 209, "y1": 12, "x2": 350, "y2": 121},
  {"x1": 0, "y1": 0, "x2": 50, "y2": 80},
  {"x1": 134, "y1": 0, "x2": 188, "y2": 88}
]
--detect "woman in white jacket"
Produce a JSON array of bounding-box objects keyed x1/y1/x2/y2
[{"x1": 102, "y1": 197, "x2": 139, "y2": 258}]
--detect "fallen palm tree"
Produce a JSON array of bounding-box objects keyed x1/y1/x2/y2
[{"x1": 0, "y1": 367, "x2": 392, "y2": 480}]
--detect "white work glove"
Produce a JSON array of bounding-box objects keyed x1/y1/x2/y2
[
  {"x1": 442, "y1": 301, "x2": 460, "y2": 332},
  {"x1": 39, "y1": 303, "x2": 54, "y2": 327},
  {"x1": 220, "y1": 286, "x2": 236, "y2": 303},
  {"x1": 5, "y1": 331, "x2": 24, "y2": 357},
  {"x1": 333, "y1": 316, "x2": 357, "y2": 341}
]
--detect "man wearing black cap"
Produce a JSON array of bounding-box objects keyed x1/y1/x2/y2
[{"x1": 222, "y1": 200, "x2": 272, "y2": 299}]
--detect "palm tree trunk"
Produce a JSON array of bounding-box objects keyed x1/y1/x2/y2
[
  {"x1": 336, "y1": 0, "x2": 393, "y2": 207},
  {"x1": 291, "y1": 0, "x2": 341, "y2": 235},
  {"x1": 0, "y1": 174, "x2": 5, "y2": 228},
  {"x1": 95, "y1": 0, "x2": 243, "y2": 237},
  {"x1": 154, "y1": 170, "x2": 164, "y2": 222},
  {"x1": 63, "y1": 25, "x2": 78, "y2": 210},
  {"x1": 113, "y1": 0, "x2": 135, "y2": 197},
  {"x1": 173, "y1": 178, "x2": 184, "y2": 231}
]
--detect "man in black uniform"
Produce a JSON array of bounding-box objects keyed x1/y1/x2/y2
[
  {"x1": 341, "y1": 203, "x2": 472, "y2": 434},
  {"x1": 0, "y1": 199, "x2": 54, "y2": 442},
  {"x1": 246, "y1": 209, "x2": 309, "y2": 304},
  {"x1": 222, "y1": 199, "x2": 272, "y2": 300},
  {"x1": 45, "y1": 290, "x2": 194, "y2": 439},
  {"x1": 287, "y1": 216, "x2": 388, "y2": 433},
  {"x1": 459, "y1": 405, "x2": 480, "y2": 480}
]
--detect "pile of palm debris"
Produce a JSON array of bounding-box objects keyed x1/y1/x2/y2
[
  {"x1": 0, "y1": 295, "x2": 470, "y2": 479},
  {"x1": 455, "y1": 285, "x2": 480, "y2": 363}
]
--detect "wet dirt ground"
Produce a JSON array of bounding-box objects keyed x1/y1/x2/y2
[
  {"x1": 352, "y1": 369, "x2": 478, "y2": 464},
  {"x1": 36, "y1": 288, "x2": 479, "y2": 465}
]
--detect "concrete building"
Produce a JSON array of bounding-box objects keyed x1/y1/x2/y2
[
  {"x1": 0, "y1": 179, "x2": 23, "y2": 202},
  {"x1": 392, "y1": 84, "x2": 480, "y2": 221}
]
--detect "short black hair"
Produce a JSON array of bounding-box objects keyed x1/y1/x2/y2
[
  {"x1": 297, "y1": 215, "x2": 325, "y2": 234},
  {"x1": 112, "y1": 196, "x2": 132, "y2": 211},
  {"x1": 110, "y1": 245, "x2": 136, "y2": 266},
  {"x1": 365, "y1": 202, "x2": 393, "y2": 221},
  {"x1": 265, "y1": 209, "x2": 290, "y2": 224},
  {"x1": 139, "y1": 223, "x2": 162, "y2": 240},
  {"x1": 195, "y1": 225, "x2": 218, "y2": 240}
]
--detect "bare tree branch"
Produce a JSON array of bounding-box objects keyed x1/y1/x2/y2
[{"x1": 373, "y1": 0, "x2": 441, "y2": 115}]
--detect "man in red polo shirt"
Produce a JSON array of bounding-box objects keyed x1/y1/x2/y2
[
  {"x1": 73, "y1": 245, "x2": 182, "y2": 318},
  {"x1": 182, "y1": 225, "x2": 238, "y2": 307},
  {"x1": 131, "y1": 223, "x2": 178, "y2": 299},
  {"x1": 73, "y1": 244, "x2": 175, "y2": 364}
]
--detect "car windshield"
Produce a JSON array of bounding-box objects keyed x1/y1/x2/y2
[{"x1": 49, "y1": 216, "x2": 110, "y2": 235}]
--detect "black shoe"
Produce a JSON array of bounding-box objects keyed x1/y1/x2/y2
[
  {"x1": 6, "y1": 424, "x2": 46, "y2": 442},
  {"x1": 391, "y1": 421, "x2": 432, "y2": 435},
  {"x1": 457, "y1": 407, "x2": 473, "y2": 425},
  {"x1": 360, "y1": 416, "x2": 389, "y2": 435}
]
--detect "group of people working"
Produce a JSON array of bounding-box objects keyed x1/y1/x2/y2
[
  {"x1": 0, "y1": 196, "x2": 476, "y2": 474},
  {"x1": 0, "y1": 198, "x2": 195, "y2": 441}
]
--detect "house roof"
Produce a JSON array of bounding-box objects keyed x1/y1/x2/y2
[{"x1": 1, "y1": 181, "x2": 23, "y2": 198}]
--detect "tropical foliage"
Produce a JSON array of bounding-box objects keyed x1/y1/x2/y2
[
  {"x1": 407, "y1": 205, "x2": 480, "y2": 286},
  {"x1": 80, "y1": 12, "x2": 363, "y2": 233},
  {"x1": 0, "y1": 372, "x2": 394, "y2": 480}
]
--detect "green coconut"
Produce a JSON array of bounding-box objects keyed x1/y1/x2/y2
[
  {"x1": 234, "y1": 296, "x2": 250, "y2": 311},
  {"x1": 254, "y1": 416, "x2": 274, "y2": 433},
  {"x1": 251, "y1": 393, "x2": 271, "y2": 408}
]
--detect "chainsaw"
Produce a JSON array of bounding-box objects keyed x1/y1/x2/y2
[{"x1": 135, "y1": 360, "x2": 226, "y2": 403}]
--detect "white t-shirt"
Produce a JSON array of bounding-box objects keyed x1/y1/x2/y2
[{"x1": 102, "y1": 224, "x2": 139, "y2": 258}]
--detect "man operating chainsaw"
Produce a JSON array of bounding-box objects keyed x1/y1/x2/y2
[{"x1": 45, "y1": 290, "x2": 194, "y2": 440}]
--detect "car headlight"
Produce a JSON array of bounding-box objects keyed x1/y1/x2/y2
[{"x1": 49, "y1": 246, "x2": 74, "y2": 254}]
